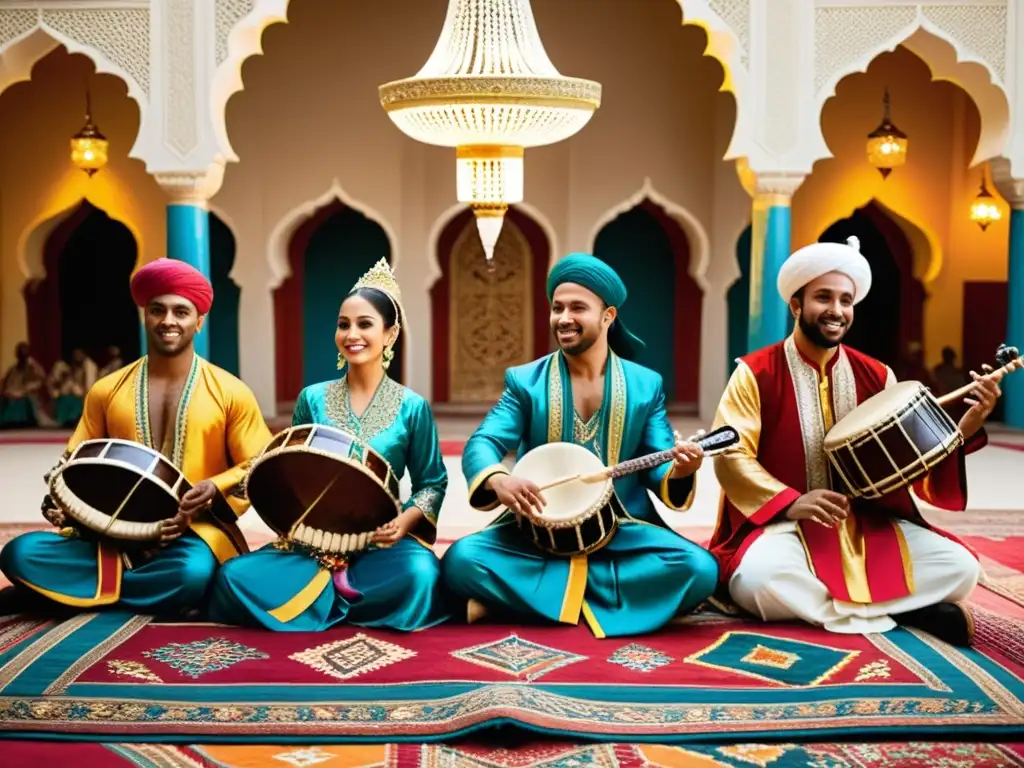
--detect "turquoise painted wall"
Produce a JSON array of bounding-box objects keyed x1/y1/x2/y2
[
  {"x1": 593, "y1": 206, "x2": 676, "y2": 395},
  {"x1": 209, "y1": 214, "x2": 240, "y2": 376},
  {"x1": 727, "y1": 224, "x2": 752, "y2": 374},
  {"x1": 303, "y1": 208, "x2": 391, "y2": 388}
]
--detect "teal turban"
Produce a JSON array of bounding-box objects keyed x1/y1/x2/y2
[{"x1": 546, "y1": 253, "x2": 645, "y2": 360}]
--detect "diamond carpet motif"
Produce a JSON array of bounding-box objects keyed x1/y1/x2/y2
[
  {"x1": 142, "y1": 637, "x2": 269, "y2": 679},
  {"x1": 685, "y1": 631, "x2": 859, "y2": 687},
  {"x1": 607, "y1": 643, "x2": 674, "y2": 673},
  {"x1": 451, "y1": 633, "x2": 586, "y2": 681},
  {"x1": 289, "y1": 633, "x2": 415, "y2": 681}
]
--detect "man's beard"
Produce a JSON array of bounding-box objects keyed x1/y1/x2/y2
[
  {"x1": 798, "y1": 312, "x2": 845, "y2": 349},
  {"x1": 554, "y1": 326, "x2": 597, "y2": 356}
]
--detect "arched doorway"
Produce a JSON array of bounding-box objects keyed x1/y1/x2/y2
[
  {"x1": 593, "y1": 200, "x2": 702, "y2": 406},
  {"x1": 209, "y1": 213, "x2": 241, "y2": 376},
  {"x1": 273, "y1": 201, "x2": 397, "y2": 410},
  {"x1": 818, "y1": 201, "x2": 921, "y2": 369},
  {"x1": 431, "y1": 207, "x2": 550, "y2": 403},
  {"x1": 727, "y1": 224, "x2": 752, "y2": 374},
  {"x1": 23, "y1": 200, "x2": 138, "y2": 372}
]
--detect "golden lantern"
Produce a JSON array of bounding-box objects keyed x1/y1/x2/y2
[
  {"x1": 866, "y1": 88, "x2": 907, "y2": 179},
  {"x1": 970, "y1": 176, "x2": 1002, "y2": 231},
  {"x1": 70, "y1": 89, "x2": 108, "y2": 177}
]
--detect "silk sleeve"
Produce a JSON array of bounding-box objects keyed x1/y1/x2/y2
[
  {"x1": 207, "y1": 379, "x2": 273, "y2": 512},
  {"x1": 291, "y1": 388, "x2": 313, "y2": 426},
  {"x1": 462, "y1": 370, "x2": 525, "y2": 511},
  {"x1": 402, "y1": 399, "x2": 447, "y2": 526},
  {"x1": 712, "y1": 362, "x2": 800, "y2": 524},
  {"x1": 640, "y1": 375, "x2": 696, "y2": 511},
  {"x1": 67, "y1": 379, "x2": 111, "y2": 452}
]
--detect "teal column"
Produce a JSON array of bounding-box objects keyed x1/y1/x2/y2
[
  {"x1": 747, "y1": 196, "x2": 793, "y2": 351},
  {"x1": 1006, "y1": 207, "x2": 1024, "y2": 428},
  {"x1": 167, "y1": 203, "x2": 211, "y2": 359}
]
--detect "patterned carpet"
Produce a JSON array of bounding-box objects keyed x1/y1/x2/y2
[
  {"x1": 3, "y1": 739, "x2": 1024, "y2": 766},
  {"x1": 1, "y1": 606, "x2": 1023, "y2": 743}
]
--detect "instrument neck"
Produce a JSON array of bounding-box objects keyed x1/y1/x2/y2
[{"x1": 936, "y1": 357, "x2": 1021, "y2": 407}]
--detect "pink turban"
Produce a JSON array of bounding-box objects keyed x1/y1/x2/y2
[{"x1": 130, "y1": 259, "x2": 213, "y2": 314}]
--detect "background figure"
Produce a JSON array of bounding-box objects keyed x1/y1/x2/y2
[
  {"x1": 0, "y1": 342, "x2": 53, "y2": 428},
  {"x1": 47, "y1": 359, "x2": 85, "y2": 427},
  {"x1": 98, "y1": 346, "x2": 124, "y2": 378},
  {"x1": 933, "y1": 346, "x2": 968, "y2": 395}
]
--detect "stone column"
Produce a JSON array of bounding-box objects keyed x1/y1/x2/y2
[
  {"x1": 992, "y1": 160, "x2": 1024, "y2": 428},
  {"x1": 154, "y1": 161, "x2": 226, "y2": 360},
  {"x1": 748, "y1": 173, "x2": 804, "y2": 351}
]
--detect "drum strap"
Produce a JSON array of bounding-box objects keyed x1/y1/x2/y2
[{"x1": 267, "y1": 569, "x2": 332, "y2": 624}]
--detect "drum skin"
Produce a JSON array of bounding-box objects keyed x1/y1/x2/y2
[
  {"x1": 509, "y1": 442, "x2": 618, "y2": 556},
  {"x1": 824, "y1": 381, "x2": 962, "y2": 498},
  {"x1": 246, "y1": 424, "x2": 400, "y2": 541},
  {"x1": 50, "y1": 439, "x2": 189, "y2": 542}
]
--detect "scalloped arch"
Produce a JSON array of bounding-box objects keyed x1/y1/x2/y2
[
  {"x1": 587, "y1": 177, "x2": 712, "y2": 293},
  {"x1": 265, "y1": 178, "x2": 398, "y2": 290},
  {"x1": 19, "y1": 196, "x2": 143, "y2": 286},
  {"x1": 815, "y1": 17, "x2": 1010, "y2": 167},
  {"x1": 424, "y1": 201, "x2": 560, "y2": 295},
  {"x1": 0, "y1": 18, "x2": 147, "y2": 111},
  {"x1": 210, "y1": 0, "x2": 290, "y2": 163}
]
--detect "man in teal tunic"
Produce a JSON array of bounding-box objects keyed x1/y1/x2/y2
[{"x1": 441, "y1": 253, "x2": 718, "y2": 638}]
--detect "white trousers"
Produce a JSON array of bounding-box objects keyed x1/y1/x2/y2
[{"x1": 729, "y1": 520, "x2": 980, "y2": 634}]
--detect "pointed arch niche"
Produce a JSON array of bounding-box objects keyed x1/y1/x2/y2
[
  {"x1": 273, "y1": 200, "x2": 398, "y2": 411},
  {"x1": 592, "y1": 199, "x2": 703, "y2": 408},
  {"x1": 23, "y1": 200, "x2": 139, "y2": 371},
  {"x1": 431, "y1": 207, "x2": 550, "y2": 404}
]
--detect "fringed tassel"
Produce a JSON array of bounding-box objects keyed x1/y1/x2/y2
[{"x1": 970, "y1": 604, "x2": 1024, "y2": 668}]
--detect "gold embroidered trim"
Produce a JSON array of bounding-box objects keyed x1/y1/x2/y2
[
  {"x1": 607, "y1": 354, "x2": 626, "y2": 466},
  {"x1": 783, "y1": 336, "x2": 830, "y2": 491},
  {"x1": 547, "y1": 354, "x2": 563, "y2": 443},
  {"x1": 832, "y1": 349, "x2": 858, "y2": 424},
  {"x1": 133, "y1": 355, "x2": 201, "y2": 468},
  {"x1": 407, "y1": 487, "x2": 443, "y2": 523},
  {"x1": 323, "y1": 375, "x2": 406, "y2": 441}
]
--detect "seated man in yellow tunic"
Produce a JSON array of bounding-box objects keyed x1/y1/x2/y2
[{"x1": 0, "y1": 259, "x2": 272, "y2": 617}]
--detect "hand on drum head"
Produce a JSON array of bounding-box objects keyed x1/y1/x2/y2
[
  {"x1": 373, "y1": 509, "x2": 418, "y2": 547},
  {"x1": 490, "y1": 474, "x2": 547, "y2": 520},
  {"x1": 785, "y1": 489, "x2": 850, "y2": 528}
]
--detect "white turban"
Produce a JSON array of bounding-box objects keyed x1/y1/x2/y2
[{"x1": 777, "y1": 236, "x2": 872, "y2": 304}]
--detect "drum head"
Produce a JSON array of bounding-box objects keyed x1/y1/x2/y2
[
  {"x1": 59, "y1": 459, "x2": 179, "y2": 525},
  {"x1": 247, "y1": 451, "x2": 398, "y2": 538},
  {"x1": 826, "y1": 381, "x2": 928, "y2": 445},
  {"x1": 512, "y1": 442, "x2": 609, "y2": 523}
]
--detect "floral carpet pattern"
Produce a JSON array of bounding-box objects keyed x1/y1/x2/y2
[{"x1": 0, "y1": 609, "x2": 1023, "y2": 743}]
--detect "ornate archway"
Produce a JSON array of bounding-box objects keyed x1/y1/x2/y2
[
  {"x1": 431, "y1": 206, "x2": 550, "y2": 404},
  {"x1": 23, "y1": 200, "x2": 139, "y2": 371},
  {"x1": 273, "y1": 200, "x2": 398, "y2": 410}
]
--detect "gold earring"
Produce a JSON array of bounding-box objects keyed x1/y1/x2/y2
[
  {"x1": 382, "y1": 345, "x2": 394, "y2": 370},
  {"x1": 336, "y1": 351, "x2": 344, "y2": 370}
]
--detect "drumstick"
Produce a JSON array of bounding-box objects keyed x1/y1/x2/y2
[
  {"x1": 935, "y1": 353, "x2": 1022, "y2": 407},
  {"x1": 535, "y1": 426, "x2": 740, "y2": 493},
  {"x1": 287, "y1": 473, "x2": 342, "y2": 537},
  {"x1": 101, "y1": 473, "x2": 148, "y2": 536}
]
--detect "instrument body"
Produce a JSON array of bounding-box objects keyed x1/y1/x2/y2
[
  {"x1": 824, "y1": 381, "x2": 961, "y2": 499},
  {"x1": 245, "y1": 423, "x2": 401, "y2": 558},
  {"x1": 49, "y1": 438, "x2": 192, "y2": 542},
  {"x1": 511, "y1": 425, "x2": 741, "y2": 556},
  {"x1": 511, "y1": 441, "x2": 618, "y2": 556}
]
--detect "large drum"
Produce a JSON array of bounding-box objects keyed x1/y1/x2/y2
[
  {"x1": 245, "y1": 424, "x2": 400, "y2": 558},
  {"x1": 510, "y1": 442, "x2": 617, "y2": 556},
  {"x1": 824, "y1": 380, "x2": 962, "y2": 499},
  {"x1": 49, "y1": 438, "x2": 196, "y2": 542}
]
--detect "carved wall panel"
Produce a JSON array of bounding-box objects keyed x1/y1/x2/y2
[{"x1": 449, "y1": 218, "x2": 533, "y2": 403}]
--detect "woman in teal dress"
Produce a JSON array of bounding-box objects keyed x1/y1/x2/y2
[{"x1": 208, "y1": 260, "x2": 451, "y2": 632}]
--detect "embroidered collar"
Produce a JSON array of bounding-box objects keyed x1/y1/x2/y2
[
  {"x1": 324, "y1": 374, "x2": 405, "y2": 441},
  {"x1": 133, "y1": 354, "x2": 201, "y2": 468}
]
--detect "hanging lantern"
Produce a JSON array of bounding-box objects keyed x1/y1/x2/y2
[
  {"x1": 379, "y1": 0, "x2": 601, "y2": 266},
  {"x1": 70, "y1": 89, "x2": 108, "y2": 177},
  {"x1": 970, "y1": 176, "x2": 1002, "y2": 231},
  {"x1": 866, "y1": 87, "x2": 907, "y2": 179}
]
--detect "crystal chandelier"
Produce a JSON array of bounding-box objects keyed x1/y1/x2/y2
[
  {"x1": 379, "y1": 0, "x2": 601, "y2": 264},
  {"x1": 70, "y1": 88, "x2": 108, "y2": 177},
  {"x1": 866, "y1": 88, "x2": 907, "y2": 180}
]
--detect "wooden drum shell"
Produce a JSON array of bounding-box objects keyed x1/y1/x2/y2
[{"x1": 824, "y1": 382, "x2": 963, "y2": 499}]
